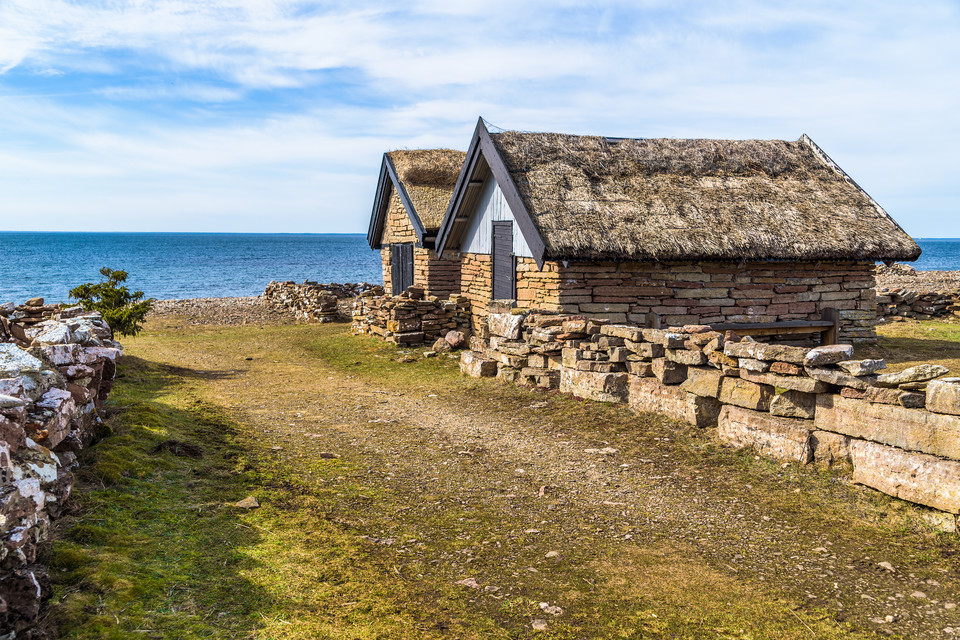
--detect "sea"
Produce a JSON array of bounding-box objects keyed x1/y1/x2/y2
[{"x1": 0, "y1": 232, "x2": 958, "y2": 303}]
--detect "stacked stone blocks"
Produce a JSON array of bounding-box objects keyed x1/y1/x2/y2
[{"x1": 458, "y1": 310, "x2": 960, "y2": 525}]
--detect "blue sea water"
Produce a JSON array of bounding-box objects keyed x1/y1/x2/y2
[
  {"x1": 0, "y1": 232, "x2": 958, "y2": 304},
  {"x1": 0, "y1": 232, "x2": 382, "y2": 302}
]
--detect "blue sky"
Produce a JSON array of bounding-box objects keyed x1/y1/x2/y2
[{"x1": 0, "y1": 0, "x2": 957, "y2": 236}]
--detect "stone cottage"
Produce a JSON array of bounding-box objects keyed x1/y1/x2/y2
[
  {"x1": 434, "y1": 119, "x2": 920, "y2": 342},
  {"x1": 367, "y1": 149, "x2": 466, "y2": 297}
]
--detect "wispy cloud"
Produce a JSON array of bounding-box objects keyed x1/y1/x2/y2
[{"x1": 0, "y1": 0, "x2": 957, "y2": 234}]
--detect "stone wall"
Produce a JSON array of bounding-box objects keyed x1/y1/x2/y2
[
  {"x1": 458, "y1": 257, "x2": 878, "y2": 343},
  {"x1": 0, "y1": 300, "x2": 122, "y2": 634},
  {"x1": 263, "y1": 281, "x2": 380, "y2": 322},
  {"x1": 876, "y1": 288, "x2": 960, "y2": 322},
  {"x1": 352, "y1": 287, "x2": 471, "y2": 347},
  {"x1": 459, "y1": 310, "x2": 960, "y2": 528}
]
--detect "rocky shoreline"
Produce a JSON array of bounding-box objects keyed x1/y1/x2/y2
[{"x1": 876, "y1": 265, "x2": 960, "y2": 294}]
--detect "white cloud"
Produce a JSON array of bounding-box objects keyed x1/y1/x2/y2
[{"x1": 0, "y1": 0, "x2": 956, "y2": 235}]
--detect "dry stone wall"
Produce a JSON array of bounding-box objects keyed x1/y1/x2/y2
[
  {"x1": 460, "y1": 310, "x2": 960, "y2": 528},
  {"x1": 0, "y1": 299, "x2": 122, "y2": 635},
  {"x1": 352, "y1": 287, "x2": 470, "y2": 347},
  {"x1": 263, "y1": 281, "x2": 381, "y2": 322}
]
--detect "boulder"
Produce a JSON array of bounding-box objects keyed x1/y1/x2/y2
[{"x1": 0, "y1": 345, "x2": 43, "y2": 377}]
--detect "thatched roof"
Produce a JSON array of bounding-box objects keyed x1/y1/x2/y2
[
  {"x1": 480, "y1": 130, "x2": 919, "y2": 263},
  {"x1": 386, "y1": 149, "x2": 465, "y2": 231}
]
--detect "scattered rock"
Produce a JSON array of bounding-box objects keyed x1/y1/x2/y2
[
  {"x1": 539, "y1": 602, "x2": 564, "y2": 616},
  {"x1": 455, "y1": 577, "x2": 480, "y2": 589},
  {"x1": 531, "y1": 619, "x2": 548, "y2": 631},
  {"x1": 878, "y1": 561, "x2": 895, "y2": 572},
  {"x1": 234, "y1": 496, "x2": 260, "y2": 509}
]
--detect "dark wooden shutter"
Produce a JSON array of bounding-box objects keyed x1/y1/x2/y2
[
  {"x1": 491, "y1": 222, "x2": 515, "y2": 300},
  {"x1": 391, "y1": 243, "x2": 414, "y2": 295}
]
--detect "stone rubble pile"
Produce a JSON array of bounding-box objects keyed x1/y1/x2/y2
[
  {"x1": 876, "y1": 288, "x2": 960, "y2": 321},
  {"x1": 0, "y1": 298, "x2": 122, "y2": 635},
  {"x1": 0, "y1": 298, "x2": 60, "y2": 329},
  {"x1": 263, "y1": 281, "x2": 381, "y2": 322},
  {"x1": 352, "y1": 287, "x2": 470, "y2": 346},
  {"x1": 460, "y1": 310, "x2": 960, "y2": 526}
]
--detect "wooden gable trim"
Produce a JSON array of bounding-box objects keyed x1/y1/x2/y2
[
  {"x1": 435, "y1": 118, "x2": 547, "y2": 268},
  {"x1": 367, "y1": 153, "x2": 428, "y2": 250}
]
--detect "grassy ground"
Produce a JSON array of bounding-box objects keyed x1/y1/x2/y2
[
  {"x1": 39, "y1": 319, "x2": 960, "y2": 639},
  {"x1": 863, "y1": 320, "x2": 960, "y2": 375}
]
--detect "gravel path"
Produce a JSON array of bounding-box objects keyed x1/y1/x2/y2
[
  {"x1": 133, "y1": 315, "x2": 960, "y2": 638},
  {"x1": 149, "y1": 296, "x2": 297, "y2": 325}
]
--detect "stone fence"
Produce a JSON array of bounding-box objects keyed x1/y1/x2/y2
[
  {"x1": 263, "y1": 281, "x2": 382, "y2": 322},
  {"x1": 0, "y1": 300, "x2": 122, "y2": 634},
  {"x1": 876, "y1": 288, "x2": 960, "y2": 322},
  {"x1": 459, "y1": 311, "x2": 960, "y2": 530},
  {"x1": 352, "y1": 287, "x2": 471, "y2": 348}
]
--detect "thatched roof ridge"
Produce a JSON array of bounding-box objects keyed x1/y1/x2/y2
[
  {"x1": 485, "y1": 130, "x2": 920, "y2": 262},
  {"x1": 386, "y1": 149, "x2": 466, "y2": 231}
]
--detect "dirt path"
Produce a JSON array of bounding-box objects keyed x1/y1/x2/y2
[{"x1": 125, "y1": 316, "x2": 960, "y2": 638}]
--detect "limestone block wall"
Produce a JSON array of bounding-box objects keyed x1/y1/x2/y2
[
  {"x1": 263, "y1": 281, "x2": 380, "y2": 322},
  {"x1": 0, "y1": 301, "x2": 122, "y2": 635},
  {"x1": 352, "y1": 288, "x2": 470, "y2": 346},
  {"x1": 456, "y1": 257, "x2": 879, "y2": 343},
  {"x1": 458, "y1": 311, "x2": 960, "y2": 529}
]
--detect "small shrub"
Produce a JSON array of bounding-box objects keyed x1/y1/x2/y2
[{"x1": 70, "y1": 267, "x2": 154, "y2": 337}]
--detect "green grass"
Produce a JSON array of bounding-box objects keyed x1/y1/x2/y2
[{"x1": 43, "y1": 319, "x2": 960, "y2": 639}]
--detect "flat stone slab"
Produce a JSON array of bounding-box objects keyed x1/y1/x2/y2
[
  {"x1": 0, "y1": 344, "x2": 43, "y2": 377},
  {"x1": 719, "y1": 377, "x2": 773, "y2": 411},
  {"x1": 718, "y1": 405, "x2": 813, "y2": 463},
  {"x1": 739, "y1": 369, "x2": 829, "y2": 394},
  {"x1": 803, "y1": 344, "x2": 854, "y2": 367},
  {"x1": 459, "y1": 351, "x2": 497, "y2": 378},
  {"x1": 560, "y1": 369, "x2": 628, "y2": 403},
  {"x1": 679, "y1": 367, "x2": 723, "y2": 398},
  {"x1": 724, "y1": 341, "x2": 810, "y2": 365},
  {"x1": 851, "y1": 439, "x2": 960, "y2": 514},
  {"x1": 770, "y1": 390, "x2": 816, "y2": 420},
  {"x1": 815, "y1": 394, "x2": 960, "y2": 460},
  {"x1": 804, "y1": 366, "x2": 875, "y2": 391},
  {"x1": 837, "y1": 359, "x2": 886, "y2": 376},
  {"x1": 876, "y1": 364, "x2": 949, "y2": 388},
  {"x1": 630, "y1": 377, "x2": 721, "y2": 428},
  {"x1": 487, "y1": 313, "x2": 525, "y2": 340},
  {"x1": 927, "y1": 378, "x2": 960, "y2": 416}
]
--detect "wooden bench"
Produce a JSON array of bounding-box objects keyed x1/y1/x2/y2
[{"x1": 646, "y1": 308, "x2": 840, "y2": 345}]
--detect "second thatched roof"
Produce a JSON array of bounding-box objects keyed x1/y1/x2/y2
[
  {"x1": 484, "y1": 130, "x2": 920, "y2": 262},
  {"x1": 387, "y1": 149, "x2": 466, "y2": 231}
]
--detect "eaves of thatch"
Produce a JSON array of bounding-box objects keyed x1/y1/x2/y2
[
  {"x1": 367, "y1": 149, "x2": 466, "y2": 250},
  {"x1": 435, "y1": 118, "x2": 921, "y2": 266}
]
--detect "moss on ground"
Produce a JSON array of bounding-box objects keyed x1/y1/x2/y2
[{"x1": 42, "y1": 319, "x2": 960, "y2": 639}]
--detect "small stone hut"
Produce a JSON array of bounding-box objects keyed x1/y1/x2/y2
[
  {"x1": 435, "y1": 119, "x2": 921, "y2": 342},
  {"x1": 367, "y1": 149, "x2": 466, "y2": 297}
]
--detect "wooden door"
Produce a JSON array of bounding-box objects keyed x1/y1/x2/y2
[
  {"x1": 491, "y1": 222, "x2": 515, "y2": 300},
  {"x1": 391, "y1": 243, "x2": 414, "y2": 295}
]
